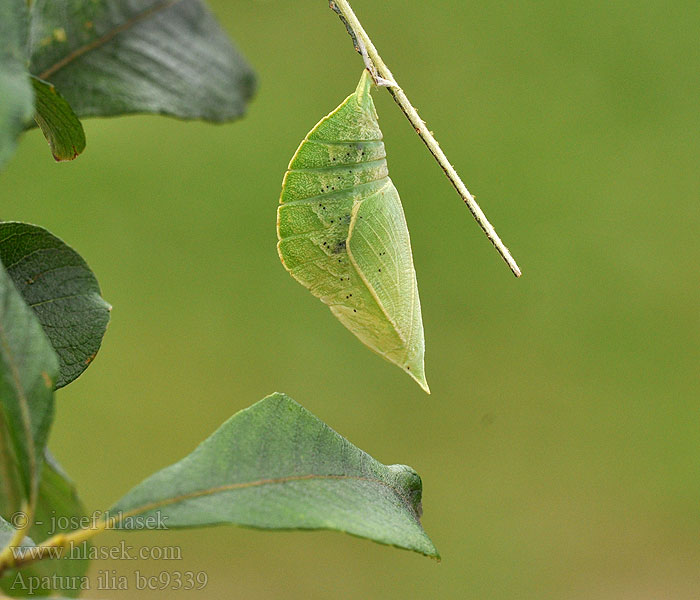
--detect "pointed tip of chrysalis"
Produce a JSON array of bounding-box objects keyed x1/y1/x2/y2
[
  {"x1": 405, "y1": 363, "x2": 430, "y2": 394},
  {"x1": 417, "y1": 377, "x2": 431, "y2": 395},
  {"x1": 355, "y1": 69, "x2": 373, "y2": 105}
]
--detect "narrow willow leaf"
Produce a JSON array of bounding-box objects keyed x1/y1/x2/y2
[
  {"x1": 0, "y1": 453, "x2": 90, "y2": 599},
  {"x1": 28, "y1": 0, "x2": 256, "y2": 122},
  {"x1": 0, "y1": 222, "x2": 111, "y2": 389},
  {"x1": 112, "y1": 392, "x2": 438, "y2": 557},
  {"x1": 30, "y1": 77, "x2": 86, "y2": 162},
  {"x1": 277, "y1": 71, "x2": 428, "y2": 392},
  {"x1": 0, "y1": 0, "x2": 34, "y2": 170},
  {"x1": 0, "y1": 260, "x2": 58, "y2": 510}
]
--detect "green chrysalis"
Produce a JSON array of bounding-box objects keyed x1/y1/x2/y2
[{"x1": 277, "y1": 71, "x2": 428, "y2": 393}]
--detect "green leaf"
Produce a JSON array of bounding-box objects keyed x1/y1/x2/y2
[
  {"x1": 33, "y1": 453, "x2": 87, "y2": 548},
  {"x1": 277, "y1": 71, "x2": 429, "y2": 392},
  {"x1": 0, "y1": 0, "x2": 34, "y2": 170},
  {"x1": 0, "y1": 260, "x2": 58, "y2": 512},
  {"x1": 0, "y1": 515, "x2": 35, "y2": 553},
  {"x1": 0, "y1": 453, "x2": 90, "y2": 598},
  {"x1": 0, "y1": 222, "x2": 111, "y2": 389},
  {"x1": 0, "y1": 518, "x2": 36, "y2": 594},
  {"x1": 112, "y1": 392, "x2": 438, "y2": 557},
  {"x1": 0, "y1": 517, "x2": 25, "y2": 551},
  {"x1": 30, "y1": 77, "x2": 86, "y2": 162},
  {"x1": 28, "y1": 0, "x2": 256, "y2": 122},
  {"x1": 0, "y1": 516, "x2": 13, "y2": 547},
  {"x1": 0, "y1": 432, "x2": 22, "y2": 519}
]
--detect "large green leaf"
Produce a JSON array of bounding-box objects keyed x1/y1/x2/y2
[
  {"x1": 28, "y1": 0, "x2": 256, "y2": 122},
  {"x1": 0, "y1": 261, "x2": 58, "y2": 514},
  {"x1": 0, "y1": 0, "x2": 34, "y2": 170},
  {"x1": 277, "y1": 71, "x2": 428, "y2": 392},
  {"x1": 0, "y1": 453, "x2": 90, "y2": 598},
  {"x1": 30, "y1": 77, "x2": 86, "y2": 162},
  {"x1": 113, "y1": 392, "x2": 438, "y2": 557},
  {"x1": 0, "y1": 222, "x2": 111, "y2": 389}
]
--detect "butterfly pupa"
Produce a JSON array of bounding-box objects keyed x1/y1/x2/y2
[{"x1": 277, "y1": 70, "x2": 428, "y2": 393}]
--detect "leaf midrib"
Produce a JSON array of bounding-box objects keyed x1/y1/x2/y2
[
  {"x1": 118, "y1": 473, "x2": 420, "y2": 524},
  {"x1": 37, "y1": 0, "x2": 181, "y2": 80}
]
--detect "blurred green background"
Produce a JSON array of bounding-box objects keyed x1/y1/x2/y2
[{"x1": 2, "y1": 0, "x2": 699, "y2": 598}]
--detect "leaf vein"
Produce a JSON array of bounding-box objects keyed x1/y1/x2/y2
[
  {"x1": 38, "y1": 0, "x2": 182, "y2": 80},
  {"x1": 118, "y1": 473, "x2": 421, "y2": 526}
]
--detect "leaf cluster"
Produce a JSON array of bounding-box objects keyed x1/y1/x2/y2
[
  {"x1": 0, "y1": 2, "x2": 439, "y2": 598},
  {"x1": 0, "y1": 223, "x2": 437, "y2": 596},
  {"x1": 0, "y1": 0, "x2": 256, "y2": 167}
]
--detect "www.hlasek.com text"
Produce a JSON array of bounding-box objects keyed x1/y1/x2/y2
[{"x1": 12, "y1": 540, "x2": 182, "y2": 562}]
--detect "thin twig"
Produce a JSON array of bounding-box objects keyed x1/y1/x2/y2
[{"x1": 329, "y1": 0, "x2": 522, "y2": 277}]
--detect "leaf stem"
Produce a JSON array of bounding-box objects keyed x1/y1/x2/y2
[
  {"x1": 0, "y1": 501, "x2": 34, "y2": 573},
  {"x1": 329, "y1": 0, "x2": 522, "y2": 277},
  {"x1": 0, "y1": 516, "x2": 109, "y2": 577}
]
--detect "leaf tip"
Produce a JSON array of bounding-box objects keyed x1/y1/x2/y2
[{"x1": 256, "y1": 392, "x2": 301, "y2": 413}]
